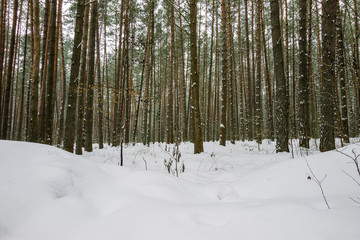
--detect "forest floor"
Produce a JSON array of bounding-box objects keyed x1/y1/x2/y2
[{"x1": 1, "y1": 139, "x2": 360, "y2": 239}]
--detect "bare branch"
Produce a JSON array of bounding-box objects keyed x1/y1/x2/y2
[
  {"x1": 305, "y1": 157, "x2": 331, "y2": 210},
  {"x1": 342, "y1": 170, "x2": 360, "y2": 187}
]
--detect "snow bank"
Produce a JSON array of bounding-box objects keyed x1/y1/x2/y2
[{"x1": 0, "y1": 140, "x2": 359, "y2": 240}]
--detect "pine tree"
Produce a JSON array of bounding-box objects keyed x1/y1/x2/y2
[
  {"x1": 84, "y1": 0, "x2": 98, "y2": 152},
  {"x1": 63, "y1": 0, "x2": 85, "y2": 153},
  {"x1": 1, "y1": 0, "x2": 19, "y2": 139},
  {"x1": 298, "y1": 0, "x2": 310, "y2": 148},
  {"x1": 270, "y1": 0, "x2": 289, "y2": 152},
  {"x1": 219, "y1": 0, "x2": 228, "y2": 146},
  {"x1": 190, "y1": 0, "x2": 204, "y2": 153},
  {"x1": 320, "y1": 0, "x2": 337, "y2": 152},
  {"x1": 44, "y1": 0, "x2": 57, "y2": 144}
]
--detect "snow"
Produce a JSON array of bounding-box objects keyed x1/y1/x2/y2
[{"x1": 1, "y1": 140, "x2": 359, "y2": 240}]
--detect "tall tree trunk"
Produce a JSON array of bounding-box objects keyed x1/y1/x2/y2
[
  {"x1": 354, "y1": 0, "x2": 360, "y2": 125},
  {"x1": 84, "y1": 0, "x2": 97, "y2": 152},
  {"x1": 44, "y1": 0, "x2": 57, "y2": 144},
  {"x1": 255, "y1": 0, "x2": 262, "y2": 145},
  {"x1": 40, "y1": 0, "x2": 50, "y2": 86},
  {"x1": 75, "y1": 1, "x2": 90, "y2": 155},
  {"x1": 28, "y1": 0, "x2": 40, "y2": 142},
  {"x1": 226, "y1": 0, "x2": 236, "y2": 144},
  {"x1": 141, "y1": 0, "x2": 152, "y2": 145},
  {"x1": 63, "y1": 0, "x2": 85, "y2": 153},
  {"x1": 125, "y1": 24, "x2": 135, "y2": 144},
  {"x1": 320, "y1": 0, "x2": 337, "y2": 152},
  {"x1": 336, "y1": 5, "x2": 349, "y2": 143},
  {"x1": 17, "y1": 2, "x2": 30, "y2": 141},
  {"x1": 213, "y1": 1, "x2": 220, "y2": 141},
  {"x1": 308, "y1": 0, "x2": 316, "y2": 138},
  {"x1": 57, "y1": 25, "x2": 66, "y2": 144},
  {"x1": 261, "y1": 2, "x2": 273, "y2": 140},
  {"x1": 219, "y1": 0, "x2": 228, "y2": 146},
  {"x1": 206, "y1": 0, "x2": 215, "y2": 142},
  {"x1": 298, "y1": 0, "x2": 310, "y2": 148},
  {"x1": 38, "y1": 2, "x2": 51, "y2": 142},
  {"x1": 166, "y1": 3, "x2": 175, "y2": 144},
  {"x1": 270, "y1": 0, "x2": 289, "y2": 152},
  {"x1": 179, "y1": 0, "x2": 187, "y2": 141},
  {"x1": 53, "y1": 0, "x2": 63, "y2": 145},
  {"x1": 1, "y1": 0, "x2": 18, "y2": 139},
  {"x1": 0, "y1": 0, "x2": 8, "y2": 127},
  {"x1": 96, "y1": 10, "x2": 104, "y2": 149},
  {"x1": 238, "y1": 0, "x2": 246, "y2": 140},
  {"x1": 244, "y1": 0, "x2": 253, "y2": 140},
  {"x1": 190, "y1": 0, "x2": 204, "y2": 153}
]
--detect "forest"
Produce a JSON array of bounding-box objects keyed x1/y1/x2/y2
[{"x1": 0, "y1": 0, "x2": 358, "y2": 154}]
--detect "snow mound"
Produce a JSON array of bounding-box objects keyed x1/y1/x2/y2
[{"x1": 0, "y1": 140, "x2": 359, "y2": 240}]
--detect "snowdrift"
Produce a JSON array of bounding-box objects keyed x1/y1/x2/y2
[{"x1": 0, "y1": 140, "x2": 359, "y2": 240}]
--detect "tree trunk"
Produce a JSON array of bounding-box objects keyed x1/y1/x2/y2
[
  {"x1": 166, "y1": 3, "x2": 175, "y2": 144},
  {"x1": 219, "y1": 0, "x2": 228, "y2": 146},
  {"x1": 75, "y1": 1, "x2": 89, "y2": 154},
  {"x1": 63, "y1": 0, "x2": 85, "y2": 153},
  {"x1": 320, "y1": 0, "x2": 337, "y2": 152},
  {"x1": 141, "y1": 0, "x2": 152, "y2": 145},
  {"x1": 255, "y1": 0, "x2": 262, "y2": 145},
  {"x1": 17, "y1": 2, "x2": 30, "y2": 141},
  {"x1": 96, "y1": 10, "x2": 104, "y2": 149},
  {"x1": 44, "y1": 0, "x2": 57, "y2": 144},
  {"x1": 244, "y1": 0, "x2": 253, "y2": 140},
  {"x1": 1, "y1": 0, "x2": 18, "y2": 139},
  {"x1": 298, "y1": 0, "x2": 310, "y2": 148},
  {"x1": 190, "y1": 0, "x2": 204, "y2": 153},
  {"x1": 84, "y1": 0, "x2": 97, "y2": 152},
  {"x1": 336, "y1": 5, "x2": 349, "y2": 143},
  {"x1": 270, "y1": 0, "x2": 289, "y2": 152}
]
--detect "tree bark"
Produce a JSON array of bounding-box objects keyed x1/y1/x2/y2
[
  {"x1": 84, "y1": 0, "x2": 97, "y2": 152},
  {"x1": 75, "y1": 1, "x2": 90, "y2": 155},
  {"x1": 320, "y1": 0, "x2": 337, "y2": 152},
  {"x1": 298, "y1": 0, "x2": 310, "y2": 148},
  {"x1": 63, "y1": 0, "x2": 85, "y2": 153},
  {"x1": 190, "y1": 0, "x2": 204, "y2": 153},
  {"x1": 44, "y1": 0, "x2": 57, "y2": 144},
  {"x1": 270, "y1": 0, "x2": 289, "y2": 152},
  {"x1": 1, "y1": 0, "x2": 18, "y2": 139},
  {"x1": 219, "y1": 0, "x2": 228, "y2": 146}
]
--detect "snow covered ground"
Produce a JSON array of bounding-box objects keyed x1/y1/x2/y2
[{"x1": 0, "y1": 139, "x2": 359, "y2": 240}]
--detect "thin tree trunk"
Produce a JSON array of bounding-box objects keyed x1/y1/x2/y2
[
  {"x1": 0, "y1": 0, "x2": 8, "y2": 127},
  {"x1": 219, "y1": 0, "x2": 228, "y2": 146},
  {"x1": 17, "y1": 2, "x2": 29, "y2": 141},
  {"x1": 96, "y1": 7, "x2": 104, "y2": 149},
  {"x1": 1, "y1": 0, "x2": 18, "y2": 139},
  {"x1": 167, "y1": 3, "x2": 175, "y2": 144},
  {"x1": 190, "y1": 0, "x2": 204, "y2": 153},
  {"x1": 57, "y1": 26, "x2": 66, "y2": 145},
  {"x1": 261, "y1": 1, "x2": 273, "y2": 140},
  {"x1": 206, "y1": 0, "x2": 215, "y2": 142},
  {"x1": 84, "y1": 0, "x2": 98, "y2": 152},
  {"x1": 255, "y1": 0, "x2": 262, "y2": 145},
  {"x1": 141, "y1": 0, "x2": 152, "y2": 145}
]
